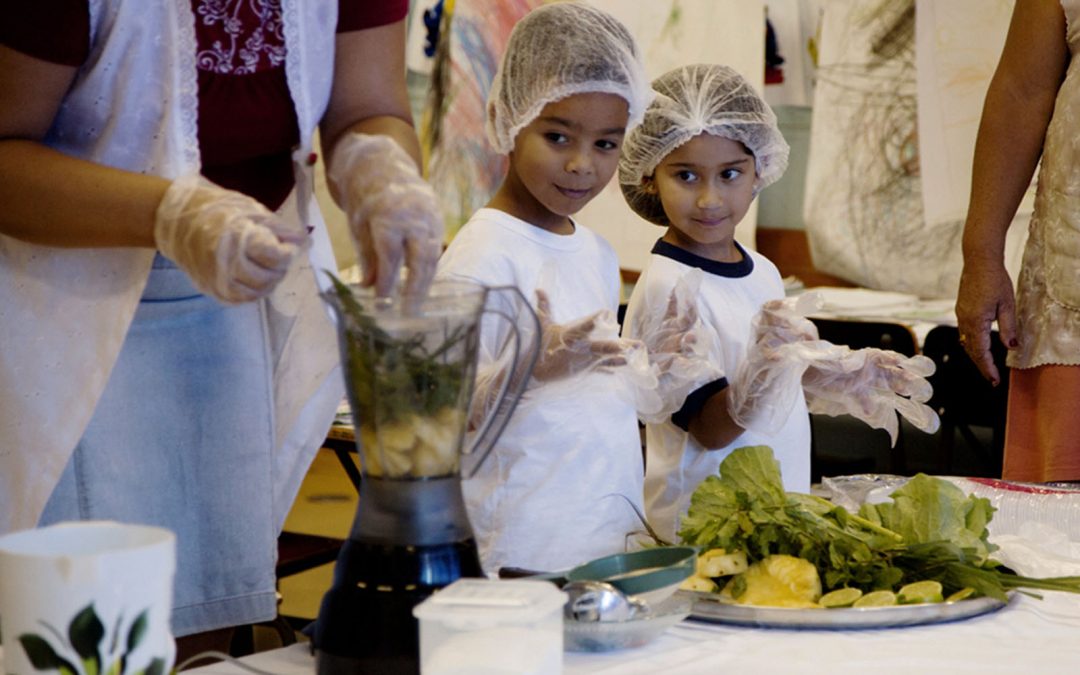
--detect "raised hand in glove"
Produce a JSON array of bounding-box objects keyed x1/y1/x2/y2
[
  {"x1": 802, "y1": 347, "x2": 940, "y2": 446},
  {"x1": 725, "y1": 294, "x2": 824, "y2": 434},
  {"x1": 327, "y1": 133, "x2": 444, "y2": 297},
  {"x1": 154, "y1": 175, "x2": 304, "y2": 304},
  {"x1": 754, "y1": 292, "x2": 823, "y2": 348},
  {"x1": 634, "y1": 270, "x2": 724, "y2": 423},
  {"x1": 645, "y1": 281, "x2": 702, "y2": 372},
  {"x1": 531, "y1": 289, "x2": 641, "y2": 382}
]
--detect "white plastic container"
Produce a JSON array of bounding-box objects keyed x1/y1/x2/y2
[{"x1": 413, "y1": 578, "x2": 567, "y2": 675}]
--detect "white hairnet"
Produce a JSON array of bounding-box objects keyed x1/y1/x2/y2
[
  {"x1": 486, "y1": 2, "x2": 652, "y2": 154},
  {"x1": 619, "y1": 64, "x2": 790, "y2": 226}
]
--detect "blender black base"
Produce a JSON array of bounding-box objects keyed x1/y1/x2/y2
[{"x1": 313, "y1": 538, "x2": 483, "y2": 674}]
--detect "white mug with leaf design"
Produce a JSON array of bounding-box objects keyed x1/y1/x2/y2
[{"x1": 0, "y1": 521, "x2": 176, "y2": 675}]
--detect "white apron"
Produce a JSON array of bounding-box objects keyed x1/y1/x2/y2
[{"x1": 0, "y1": 0, "x2": 342, "y2": 536}]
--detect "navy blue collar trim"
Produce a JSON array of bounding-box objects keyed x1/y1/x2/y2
[{"x1": 651, "y1": 239, "x2": 754, "y2": 278}]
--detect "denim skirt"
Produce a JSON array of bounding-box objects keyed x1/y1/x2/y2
[{"x1": 40, "y1": 255, "x2": 279, "y2": 636}]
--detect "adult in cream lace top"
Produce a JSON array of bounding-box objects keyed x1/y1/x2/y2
[{"x1": 956, "y1": 0, "x2": 1080, "y2": 481}]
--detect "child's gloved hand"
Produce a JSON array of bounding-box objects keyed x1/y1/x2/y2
[
  {"x1": 531, "y1": 289, "x2": 641, "y2": 382},
  {"x1": 802, "y1": 348, "x2": 940, "y2": 446},
  {"x1": 754, "y1": 292, "x2": 822, "y2": 349},
  {"x1": 725, "y1": 295, "x2": 824, "y2": 434},
  {"x1": 646, "y1": 284, "x2": 702, "y2": 371},
  {"x1": 327, "y1": 133, "x2": 444, "y2": 297},
  {"x1": 635, "y1": 270, "x2": 725, "y2": 423},
  {"x1": 154, "y1": 175, "x2": 304, "y2": 304}
]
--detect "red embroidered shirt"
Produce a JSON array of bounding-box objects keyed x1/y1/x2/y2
[{"x1": 0, "y1": 0, "x2": 409, "y2": 209}]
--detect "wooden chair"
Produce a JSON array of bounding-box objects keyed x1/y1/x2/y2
[
  {"x1": 921, "y1": 325, "x2": 1008, "y2": 477},
  {"x1": 807, "y1": 317, "x2": 919, "y2": 479}
]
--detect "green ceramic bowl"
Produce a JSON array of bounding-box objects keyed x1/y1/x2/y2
[{"x1": 566, "y1": 547, "x2": 697, "y2": 606}]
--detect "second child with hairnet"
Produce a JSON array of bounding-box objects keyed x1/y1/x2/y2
[
  {"x1": 620, "y1": 64, "x2": 941, "y2": 542},
  {"x1": 435, "y1": 2, "x2": 664, "y2": 575}
]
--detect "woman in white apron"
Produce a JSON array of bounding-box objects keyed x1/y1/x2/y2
[{"x1": 0, "y1": 0, "x2": 442, "y2": 657}]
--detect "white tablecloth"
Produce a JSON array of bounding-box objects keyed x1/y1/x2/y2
[
  {"x1": 5, "y1": 592, "x2": 1074, "y2": 674},
  {"x1": 131, "y1": 591, "x2": 1080, "y2": 674},
  {"x1": 10, "y1": 479, "x2": 1080, "y2": 674}
]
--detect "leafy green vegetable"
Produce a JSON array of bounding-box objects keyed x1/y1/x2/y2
[
  {"x1": 858, "y1": 473, "x2": 997, "y2": 564},
  {"x1": 678, "y1": 446, "x2": 1080, "y2": 600}
]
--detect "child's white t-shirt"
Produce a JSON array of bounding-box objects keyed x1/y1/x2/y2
[
  {"x1": 623, "y1": 239, "x2": 812, "y2": 543},
  {"x1": 436, "y1": 208, "x2": 645, "y2": 574}
]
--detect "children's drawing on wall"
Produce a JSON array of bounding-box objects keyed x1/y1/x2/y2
[
  {"x1": 803, "y1": 0, "x2": 941, "y2": 296},
  {"x1": 408, "y1": 0, "x2": 538, "y2": 239},
  {"x1": 915, "y1": 0, "x2": 1027, "y2": 293},
  {"x1": 804, "y1": 0, "x2": 1018, "y2": 299}
]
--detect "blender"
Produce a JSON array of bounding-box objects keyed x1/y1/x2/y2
[{"x1": 315, "y1": 277, "x2": 540, "y2": 674}]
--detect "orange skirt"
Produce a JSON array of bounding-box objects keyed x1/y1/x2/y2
[{"x1": 1003, "y1": 365, "x2": 1080, "y2": 482}]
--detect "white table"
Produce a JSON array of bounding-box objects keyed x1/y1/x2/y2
[
  {"x1": 169, "y1": 590, "x2": 1080, "y2": 675},
  {"x1": 800, "y1": 286, "x2": 957, "y2": 349}
]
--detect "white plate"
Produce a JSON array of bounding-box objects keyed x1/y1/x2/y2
[{"x1": 681, "y1": 590, "x2": 1009, "y2": 629}]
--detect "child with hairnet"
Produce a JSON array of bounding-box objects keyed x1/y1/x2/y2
[
  {"x1": 435, "y1": 2, "x2": 664, "y2": 575},
  {"x1": 620, "y1": 64, "x2": 941, "y2": 543}
]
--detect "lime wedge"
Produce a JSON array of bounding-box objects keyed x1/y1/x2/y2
[
  {"x1": 945, "y1": 587, "x2": 976, "y2": 603},
  {"x1": 897, "y1": 580, "x2": 944, "y2": 604},
  {"x1": 852, "y1": 590, "x2": 897, "y2": 608},
  {"x1": 819, "y1": 587, "x2": 863, "y2": 608}
]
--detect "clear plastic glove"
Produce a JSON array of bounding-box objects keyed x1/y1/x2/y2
[
  {"x1": 532, "y1": 289, "x2": 641, "y2": 383},
  {"x1": 754, "y1": 292, "x2": 822, "y2": 348},
  {"x1": 327, "y1": 133, "x2": 444, "y2": 297},
  {"x1": 726, "y1": 294, "x2": 823, "y2": 434},
  {"x1": 802, "y1": 347, "x2": 940, "y2": 446},
  {"x1": 153, "y1": 175, "x2": 303, "y2": 304},
  {"x1": 635, "y1": 270, "x2": 725, "y2": 423}
]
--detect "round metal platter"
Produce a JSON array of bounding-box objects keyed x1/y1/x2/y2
[{"x1": 681, "y1": 590, "x2": 1010, "y2": 629}]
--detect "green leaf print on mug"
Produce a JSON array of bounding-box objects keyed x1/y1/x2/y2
[{"x1": 16, "y1": 604, "x2": 167, "y2": 675}]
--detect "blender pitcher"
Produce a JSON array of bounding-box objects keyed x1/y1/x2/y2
[{"x1": 314, "y1": 277, "x2": 540, "y2": 675}]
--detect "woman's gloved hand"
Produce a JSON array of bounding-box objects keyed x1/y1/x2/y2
[
  {"x1": 153, "y1": 175, "x2": 304, "y2": 304},
  {"x1": 531, "y1": 289, "x2": 641, "y2": 382},
  {"x1": 327, "y1": 133, "x2": 444, "y2": 297},
  {"x1": 802, "y1": 348, "x2": 941, "y2": 446}
]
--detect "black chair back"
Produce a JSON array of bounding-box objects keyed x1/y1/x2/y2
[
  {"x1": 921, "y1": 325, "x2": 1008, "y2": 476},
  {"x1": 809, "y1": 317, "x2": 918, "y2": 356},
  {"x1": 807, "y1": 318, "x2": 918, "y2": 479}
]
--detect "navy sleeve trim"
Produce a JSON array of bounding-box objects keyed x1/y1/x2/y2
[{"x1": 670, "y1": 377, "x2": 729, "y2": 431}]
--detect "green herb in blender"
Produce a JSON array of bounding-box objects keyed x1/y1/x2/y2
[{"x1": 327, "y1": 274, "x2": 473, "y2": 478}]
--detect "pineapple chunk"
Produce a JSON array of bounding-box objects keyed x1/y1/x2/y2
[
  {"x1": 379, "y1": 420, "x2": 417, "y2": 451},
  {"x1": 410, "y1": 411, "x2": 462, "y2": 477},
  {"x1": 358, "y1": 425, "x2": 383, "y2": 477},
  {"x1": 721, "y1": 554, "x2": 822, "y2": 608},
  {"x1": 412, "y1": 439, "x2": 457, "y2": 477},
  {"x1": 696, "y1": 548, "x2": 749, "y2": 578},
  {"x1": 374, "y1": 420, "x2": 417, "y2": 477},
  {"x1": 380, "y1": 446, "x2": 413, "y2": 477},
  {"x1": 436, "y1": 406, "x2": 466, "y2": 430},
  {"x1": 679, "y1": 574, "x2": 719, "y2": 593}
]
